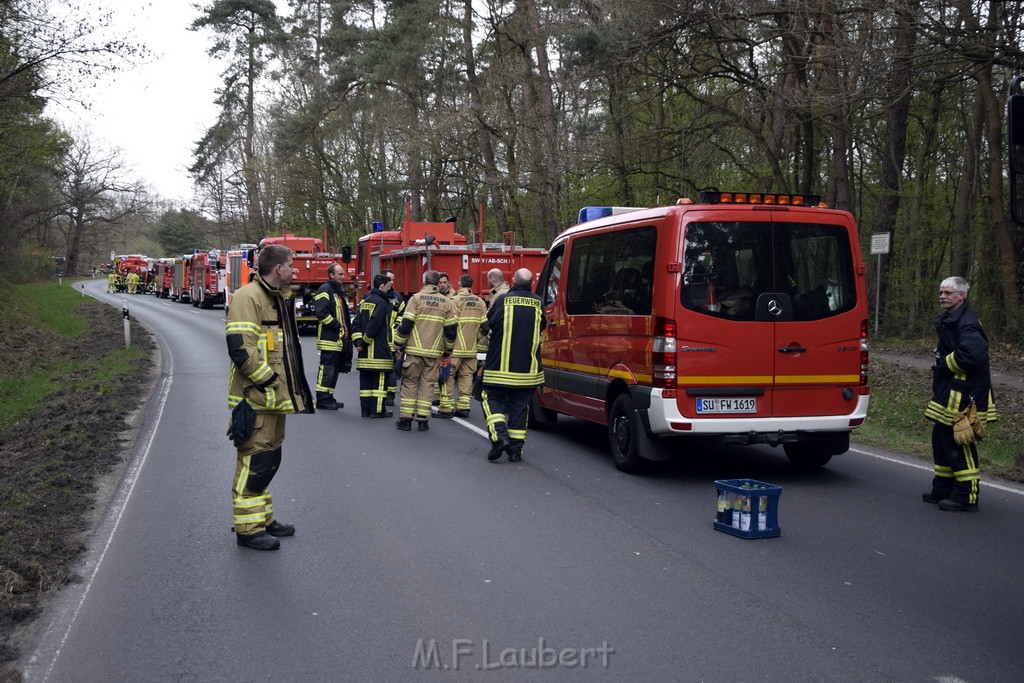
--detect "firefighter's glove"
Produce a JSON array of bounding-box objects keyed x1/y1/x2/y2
[
  {"x1": 227, "y1": 399, "x2": 257, "y2": 448},
  {"x1": 438, "y1": 356, "x2": 451, "y2": 383},
  {"x1": 952, "y1": 410, "x2": 975, "y2": 446},
  {"x1": 966, "y1": 402, "x2": 985, "y2": 442}
]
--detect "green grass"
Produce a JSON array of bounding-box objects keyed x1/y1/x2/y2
[
  {"x1": 14, "y1": 282, "x2": 91, "y2": 336},
  {"x1": 853, "y1": 358, "x2": 1023, "y2": 477}
]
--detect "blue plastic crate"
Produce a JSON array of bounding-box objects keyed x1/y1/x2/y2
[{"x1": 713, "y1": 479, "x2": 782, "y2": 539}]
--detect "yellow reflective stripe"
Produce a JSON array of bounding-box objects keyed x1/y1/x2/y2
[
  {"x1": 233, "y1": 512, "x2": 266, "y2": 524},
  {"x1": 227, "y1": 321, "x2": 260, "y2": 334},
  {"x1": 953, "y1": 469, "x2": 981, "y2": 481},
  {"x1": 314, "y1": 292, "x2": 330, "y2": 301},
  {"x1": 233, "y1": 495, "x2": 268, "y2": 509},
  {"x1": 320, "y1": 314, "x2": 336, "y2": 326},
  {"x1": 233, "y1": 455, "x2": 252, "y2": 497},
  {"x1": 945, "y1": 352, "x2": 963, "y2": 374},
  {"x1": 251, "y1": 363, "x2": 273, "y2": 383}
]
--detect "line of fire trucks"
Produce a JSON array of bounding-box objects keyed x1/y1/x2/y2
[{"x1": 110, "y1": 204, "x2": 548, "y2": 329}]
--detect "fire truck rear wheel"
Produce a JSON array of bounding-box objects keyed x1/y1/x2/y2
[
  {"x1": 783, "y1": 442, "x2": 833, "y2": 469},
  {"x1": 608, "y1": 393, "x2": 646, "y2": 474}
]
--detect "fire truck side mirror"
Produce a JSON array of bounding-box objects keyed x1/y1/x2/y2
[
  {"x1": 1009, "y1": 77, "x2": 1024, "y2": 226},
  {"x1": 341, "y1": 245, "x2": 352, "y2": 263}
]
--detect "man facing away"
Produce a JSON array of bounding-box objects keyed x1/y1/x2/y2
[
  {"x1": 225, "y1": 244, "x2": 314, "y2": 550},
  {"x1": 485, "y1": 268, "x2": 509, "y2": 308},
  {"x1": 393, "y1": 270, "x2": 456, "y2": 431},
  {"x1": 312, "y1": 263, "x2": 352, "y2": 410},
  {"x1": 922, "y1": 276, "x2": 997, "y2": 512},
  {"x1": 436, "y1": 274, "x2": 487, "y2": 419},
  {"x1": 351, "y1": 272, "x2": 395, "y2": 418},
  {"x1": 480, "y1": 268, "x2": 545, "y2": 462}
]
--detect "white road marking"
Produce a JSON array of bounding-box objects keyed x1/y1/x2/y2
[{"x1": 849, "y1": 446, "x2": 1024, "y2": 496}]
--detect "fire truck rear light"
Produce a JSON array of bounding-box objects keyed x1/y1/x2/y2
[
  {"x1": 849, "y1": 418, "x2": 865, "y2": 427},
  {"x1": 662, "y1": 389, "x2": 677, "y2": 398},
  {"x1": 670, "y1": 422, "x2": 692, "y2": 431}
]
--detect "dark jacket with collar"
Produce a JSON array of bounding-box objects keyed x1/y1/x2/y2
[{"x1": 924, "y1": 301, "x2": 997, "y2": 426}]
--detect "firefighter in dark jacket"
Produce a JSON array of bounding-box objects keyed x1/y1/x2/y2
[
  {"x1": 923, "y1": 276, "x2": 997, "y2": 512},
  {"x1": 480, "y1": 268, "x2": 545, "y2": 462},
  {"x1": 225, "y1": 244, "x2": 314, "y2": 551},
  {"x1": 381, "y1": 269, "x2": 405, "y2": 406},
  {"x1": 312, "y1": 264, "x2": 352, "y2": 410},
  {"x1": 352, "y1": 273, "x2": 395, "y2": 418}
]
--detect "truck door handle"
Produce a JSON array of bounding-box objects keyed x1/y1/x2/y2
[{"x1": 778, "y1": 346, "x2": 806, "y2": 353}]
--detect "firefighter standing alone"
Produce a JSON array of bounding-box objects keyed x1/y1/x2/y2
[
  {"x1": 923, "y1": 276, "x2": 997, "y2": 512},
  {"x1": 480, "y1": 268, "x2": 545, "y2": 462},
  {"x1": 312, "y1": 263, "x2": 353, "y2": 410},
  {"x1": 225, "y1": 244, "x2": 314, "y2": 551}
]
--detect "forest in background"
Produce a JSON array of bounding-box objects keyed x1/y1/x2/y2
[{"x1": 2, "y1": 0, "x2": 1023, "y2": 337}]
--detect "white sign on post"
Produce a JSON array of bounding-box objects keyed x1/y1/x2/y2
[{"x1": 870, "y1": 232, "x2": 891, "y2": 255}]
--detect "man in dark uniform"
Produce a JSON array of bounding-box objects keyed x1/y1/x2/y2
[
  {"x1": 923, "y1": 276, "x2": 997, "y2": 511},
  {"x1": 480, "y1": 268, "x2": 545, "y2": 462},
  {"x1": 312, "y1": 263, "x2": 352, "y2": 410},
  {"x1": 225, "y1": 244, "x2": 314, "y2": 550},
  {"x1": 381, "y1": 269, "x2": 405, "y2": 406},
  {"x1": 352, "y1": 273, "x2": 395, "y2": 418}
]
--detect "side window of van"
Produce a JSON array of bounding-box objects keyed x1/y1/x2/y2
[
  {"x1": 565, "y1": 226, "x2": 656, "y2": 316},
  {"x1": 538, "y1": 245, "x2": 564, "y2": 307}
]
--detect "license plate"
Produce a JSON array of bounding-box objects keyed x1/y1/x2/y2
[{"x1": 695, "y1": 397, "x2": 757, "y2": 414}]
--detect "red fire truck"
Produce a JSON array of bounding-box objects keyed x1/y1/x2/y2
[
  {"x1": 189, "y1": 249, "x2": 226, "y2": 308},
  {"x1": 358, "y1": 203, "x2": 547, "y2": 299},
  {"x1": 253, "y1": 233, "x2": 355, "y2": 329},
  {"x1": 224, "y1": 245, "x2": 257, "y2": 314},
  {"x1": 171, "y1": 255, "x2": 193, "y2": 303},
  {"x1": 153, "y1": 258, "x2": 174, "y2": 298}
]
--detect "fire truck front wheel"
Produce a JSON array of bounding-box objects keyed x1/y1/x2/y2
[{"x1": 608, "y1": 393, "x2": 647, "y2": 474}]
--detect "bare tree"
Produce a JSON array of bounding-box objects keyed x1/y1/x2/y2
[{"x1": 55, "y1": 132, "x2": 148, "y2": 276}]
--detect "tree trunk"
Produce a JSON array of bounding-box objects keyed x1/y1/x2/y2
[
  {"x1": 519, "y1": 0, "x2": 561, "y2": 240},
  {"x1": 875, "y1": 0, "x2": 919, "y2": 331},
  {"x1": 463, "y1": 0, "x2": 507, "y2": 236},
  {"x1": 819, "y1": 2, "x2": 852, "y2": 211},
  {"x1": 951, "y1": 75, "x2": 984, "y2": 278}
]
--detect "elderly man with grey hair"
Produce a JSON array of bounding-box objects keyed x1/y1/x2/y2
[{"x1": 922, "y1": 276, "x2": 997, "y2": 512}]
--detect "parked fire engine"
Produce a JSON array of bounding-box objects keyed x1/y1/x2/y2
[
  {"x1": 224, "y1": 244, "x2": 257, "y2": 313},
  {"x1": 189, "y1": 249, "x2": 226, "y2": 308},
  {"x1": 153, "y1": 258, "x2": 174, "y2": 298},
  {"x1": 244, "y1": 233, "x2": 355, "y2": 329},
  {"x1": 170, "y1": 255, "x2": 193, "y2": 303},
  {"x1": 357, "y1": 201, "x2": 547, "y2": 299}
]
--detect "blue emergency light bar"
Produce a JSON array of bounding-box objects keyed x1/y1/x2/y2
[
  {"x1": 372, "y1": 221, "x2": 384, "y2": 232},
  {"x1": 577, "y1": 206, "x2": 647, "y2": 223}
]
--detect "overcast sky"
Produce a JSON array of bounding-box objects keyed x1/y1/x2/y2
[{"x1": 47, "y1": 1, "x2": 224, "y2": 205}]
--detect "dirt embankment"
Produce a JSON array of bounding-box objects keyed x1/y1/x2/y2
[{"x1": 0, "y1": 302, "x2": 156, "y2": 681}]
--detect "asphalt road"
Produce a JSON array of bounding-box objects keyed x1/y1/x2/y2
[{"x1": 22, "y1": 279, "x2": 1024, "y2": 682}]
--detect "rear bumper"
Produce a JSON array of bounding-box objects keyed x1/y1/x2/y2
[{"x1": 642, "y1": 388, "x2": 870, "y2": 438}]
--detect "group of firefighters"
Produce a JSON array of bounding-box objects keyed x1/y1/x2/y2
[
  {"x1": 226, "y1": 250, "x2": 544, "y2": 550},
  {"x1": 106, "y1": 269, "x2": 152, "y2": 295},
  {"x1": 312, "y1": 265, "x2": 545, "y2": 464}
]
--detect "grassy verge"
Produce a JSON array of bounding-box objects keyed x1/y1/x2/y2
[
  {"x1": 854, "y1": 352, "x2": 1024, "y2": 480},
  {"x1": 0, "y1": 281, "x2": 155, "y2": 675}
]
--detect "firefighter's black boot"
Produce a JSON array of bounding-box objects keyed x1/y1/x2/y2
[
  {"x1": 236, "y1": 532, "x2": 281, "y2": 551},
  {"x1": 396, "y1": 417, "x2": 412, "y2": 431},
  {"x1": 266, "y1": 520, "x2": 295, "y2": 537},
  {"x1": 417, "y1": 420, "x2": 429, "y2": 431},
  {"x1": 487, "y1": 437, "x2": 510, "y2": 461}
]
